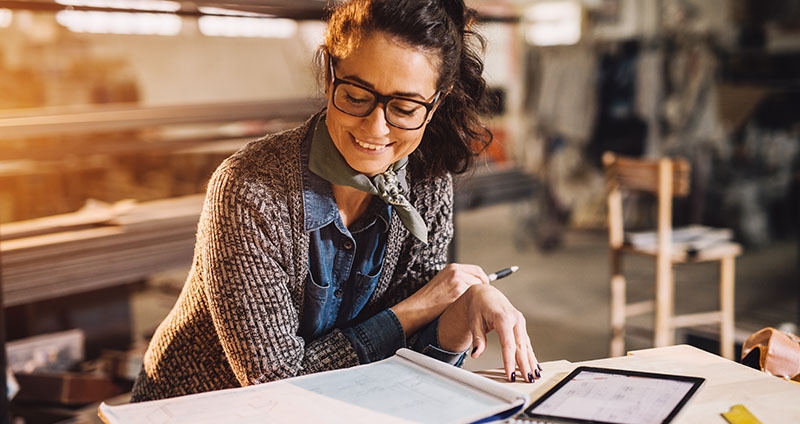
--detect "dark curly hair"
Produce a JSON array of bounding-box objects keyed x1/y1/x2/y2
[{"x1": 317, "y1": 0, "x2": 494, "y2": 178}]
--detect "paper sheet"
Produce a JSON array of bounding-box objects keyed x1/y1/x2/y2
[{"x1": 100, "y1": 349, "x2": 526, "y2": 424}]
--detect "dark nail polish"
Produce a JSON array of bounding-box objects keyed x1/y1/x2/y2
[
  {"x1": 510, "y1": 372, "x2": 516, "y2": 382},
  {"x1": 471, "y1": 346, "x2": 478, "y2": 355},
  {"x1": 535, "y1": 369, "x2": 541, "y2": 379},
  {"x1": 527, "y1": 372, "x2": 534, "y2": 383},
  {"x1": 537, "y1": 363, "x2": 543, "y2": 371}
]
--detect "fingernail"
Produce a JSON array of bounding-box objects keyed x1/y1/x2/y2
[
  {"x1": 535, "y1": 369, "x2": 541, "y2": 379},
  {"x1": 510, "y1": 372, "x2": 516, "y2": 382},
  {"x1": 471, "y1": 346, "x2": 478, "y2": 355},
  {"x1": 537, "y1": 363, "x2": 543, "y2": 371},
  {"x1": 527, "y1": 372, "x2": 535, "y2": 383}
]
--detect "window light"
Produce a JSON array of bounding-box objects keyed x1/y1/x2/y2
[
  {"x1": 55, "y1": 0, "x2": 181, "y2": 12},
  {"x1": 197, "y1": 6, "x2": 267, "y2": 17},
  {"x1": 0, "y1": 8, "x2": 11, "y2": 28},
  {"x1": 524, "y1": 1, "x2": 583, "y2": 46},
  {"x1": 198, "y1": 16, "x2": 297, "y2": 39},
  {"x1": 55, "y1": 10, "x2": 182, "y2": 35}
]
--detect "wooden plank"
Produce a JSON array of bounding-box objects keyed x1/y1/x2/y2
[{"x1": 1, "y1": 195, "x2": 203, "y2": 307}]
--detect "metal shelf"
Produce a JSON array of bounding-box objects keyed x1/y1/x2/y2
[{"x1": 0, "y1": 98, "x2": 323, "y2": 139}]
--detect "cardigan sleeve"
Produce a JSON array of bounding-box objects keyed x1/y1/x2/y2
[{"x1": 198, "y1": 137, "x2": 362, "y2": 387}]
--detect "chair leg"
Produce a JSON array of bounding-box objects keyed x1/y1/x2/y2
[
  {"x1": 610, "y1": 251, "x2": 626, "y2": 357},
  {"x1": 610, "y1": 274, "x2": 627, "y2": 357},
  {"x1": 719, "y1": 256, "x2": 736, "y2": 360},
  {"x1": 654, "y1": 259, "x2": 674, "y2": 347}
]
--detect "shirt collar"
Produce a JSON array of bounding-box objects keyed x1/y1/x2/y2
[{"x1": 301, "y1": 114, "x2": 391, "y2": 233}]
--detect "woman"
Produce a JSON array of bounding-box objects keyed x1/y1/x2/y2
[{"x1": 131, "y1": 0, "x2": 540, "y2": 402}]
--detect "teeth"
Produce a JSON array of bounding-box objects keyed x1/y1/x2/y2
[{"x1": 355, "y1": 138, "x2": 388, "y2": 151}]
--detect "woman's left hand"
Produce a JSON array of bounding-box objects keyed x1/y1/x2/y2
[{"x1": 437, "y1": 284, "x2": 540, "y2": 383}]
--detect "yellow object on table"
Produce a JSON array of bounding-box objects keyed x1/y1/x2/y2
[{"x1": 721, "y1": 404, "x2": 762, "y2": 424}]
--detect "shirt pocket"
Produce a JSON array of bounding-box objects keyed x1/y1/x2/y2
[
  {"x1": 346, "y1": 263, "x2": 384, "y2": 321},
  {"x1": 301, "y1": 271, "x2": 332, "y2": 340}
]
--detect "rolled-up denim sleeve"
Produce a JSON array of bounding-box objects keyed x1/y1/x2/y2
[
  {"x1": 408, "y1": 316, "x2": 468, "y2": 367},
  {"x1": 341, "y1": 309, "x2": 405, "y2": 364},
  {"x1": 341, "y1": 310, "x2": 467, "y2": 367}
]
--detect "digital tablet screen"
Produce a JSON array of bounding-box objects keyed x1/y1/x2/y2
[{"x1": 521, "y1": 366, "x2": 705, "y2": 424}]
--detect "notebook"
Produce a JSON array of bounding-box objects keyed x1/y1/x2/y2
[{"x1": 514, "y1": 366, "x2": 705, "y2": 424}]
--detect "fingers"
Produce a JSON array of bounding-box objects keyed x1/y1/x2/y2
[
  {"x1": 529, "y1": 344, "x2": 542, "y2": 381},
  {"x1": 445, "y1": 263, "x2": 491, "y2": 285},
  {"x1": 471, "y1": 334, "x2": 486, "y2": 359},
  {"x1": 471, "y1": 312, "x2": 533, "y2": 383},
  {"x1": 458, "y1": 284, "x2": 542, "y2": 383},
  {"x1": 513, "y1": 319, "x2": 541, "y2": 383},
  {"x1": 496, "y1": 311, "x2": 541, "y2": 384},
  {"x1": 497, "y1": 325, "x2": 519, "y2": 383},
  {"x1": 474, "y1": 266, "x2": 491, "y2": 285}
]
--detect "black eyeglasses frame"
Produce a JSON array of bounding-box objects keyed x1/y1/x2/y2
[{"x1": 328, "y1": 60, "x2": 441, "y2": 131}]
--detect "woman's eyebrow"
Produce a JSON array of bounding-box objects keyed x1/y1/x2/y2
[{"x1": 340, "y1": 73, "x2": 426, "y2": 100}]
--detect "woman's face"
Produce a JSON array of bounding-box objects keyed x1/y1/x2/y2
[{"x1": 325, "y1": 31, "x2": 440, "y2": 177}]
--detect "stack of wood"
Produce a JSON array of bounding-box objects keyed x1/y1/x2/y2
[{"x1": 0, "y1": 195, "x2": 204, "y2": 307}]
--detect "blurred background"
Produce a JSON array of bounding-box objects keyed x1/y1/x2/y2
[{"x1": 0, "y1": 0, "x2": 798, "y2": 422}]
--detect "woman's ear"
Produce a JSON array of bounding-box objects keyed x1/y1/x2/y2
[
  {"x1": 427, "y1": 103, "x2": 440, "y2": 123},
  {"x1": 426, "y1": 87, "x2": 451, "y2": 122},
  {"x1": 322, "y1": 49, "x2": 333, "y2": 96}
]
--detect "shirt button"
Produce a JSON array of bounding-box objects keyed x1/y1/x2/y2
[
  {"x1": 334, "y1": 288, "x2": 343, "y2": 298},
  {"x1": 343, "y1": 241, "x2": 354, "y2": 250}
]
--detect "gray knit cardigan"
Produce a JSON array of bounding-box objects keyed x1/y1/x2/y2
[{"x1": 130, "y1": 113, "x2": 454, "y2": 401}]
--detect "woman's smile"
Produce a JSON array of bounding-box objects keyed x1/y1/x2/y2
[{"x1": 353, "y1": 137, "x2": 392, "y2": 152}]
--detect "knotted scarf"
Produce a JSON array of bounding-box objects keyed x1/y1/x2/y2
[{"x1": 308, "y1": 115, "x2": 428, "y2": 244}]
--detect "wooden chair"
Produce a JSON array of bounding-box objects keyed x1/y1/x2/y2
[{"x1": 603, "y1": 152, "x2": 742, "y2": 359}]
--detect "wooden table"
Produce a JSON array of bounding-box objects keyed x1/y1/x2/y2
[
  {"x1": 476, "y1": 344, "x2": 800, "y2": 423},
  {"x1": 95, "y1": 344, "x2": 800, "y2": 423}
]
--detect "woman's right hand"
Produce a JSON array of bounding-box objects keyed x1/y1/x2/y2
[{"x1": 390, "y1": 263, "x2": 490, "y2": 336}]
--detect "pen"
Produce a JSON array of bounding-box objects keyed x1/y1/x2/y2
[{"x1": 488, "y1": 266, "x2": 519, "y2": 282}]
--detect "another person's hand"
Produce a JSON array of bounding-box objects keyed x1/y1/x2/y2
[
  {"x1": 438, "y1": 284, "x2": 540, "y2": 383},
  {"x1": 391, "y1": 263, "x2": 490, "y2": 336}
]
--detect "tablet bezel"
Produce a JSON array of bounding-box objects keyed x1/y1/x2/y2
[{"x1": 522, "y1": 366, "x2": 706, "y2": 424}]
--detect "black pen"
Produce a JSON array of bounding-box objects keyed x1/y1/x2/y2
[{"x1": 488, "y1": 266, "x2": 519, "y2": 282}]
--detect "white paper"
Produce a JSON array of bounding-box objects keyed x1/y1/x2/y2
[
  {"x1": 100, "y1": 382, "x2": 410, "y2": 424},
  {"x1": 99, "y1": 349, "x2": 526, "y2": 424},
  {"x1": 625, "y1": 225, "x2": 733, "y2": 250}
]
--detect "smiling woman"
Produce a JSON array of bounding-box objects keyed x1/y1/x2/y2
[{"x1": 130, "y1": 0, "x2": 543, "y2": 404}]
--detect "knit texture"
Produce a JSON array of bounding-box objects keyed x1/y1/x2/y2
[{"x1": 130, "y1": 113, "x2": 454, "y2": 401}]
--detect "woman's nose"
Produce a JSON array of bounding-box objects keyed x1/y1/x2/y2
[{"x1": 361, "y1": 103, "x2": 391, "y2": 136}]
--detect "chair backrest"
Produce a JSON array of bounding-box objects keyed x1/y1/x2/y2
[
  {"x1": 602, "y1": 152, "x2": 691, "y2": 249},
  {"x1": 602, "y1": 152, "x2": 690, "y2": 196}
]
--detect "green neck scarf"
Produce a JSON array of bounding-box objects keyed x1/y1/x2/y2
[{"x1": 308, "y1": 115, "x2": 428, "y2": 244}]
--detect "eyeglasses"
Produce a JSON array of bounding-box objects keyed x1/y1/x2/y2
[{"x1": 329, "y1": 61, "x2": 440, "y2": 130}]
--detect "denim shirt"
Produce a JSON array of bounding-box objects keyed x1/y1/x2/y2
[{"x1": 300, "y1": 132, "x2": 465, "y2": 366}]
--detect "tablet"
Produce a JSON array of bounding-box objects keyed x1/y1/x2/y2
[{"x1": 518, "y1": 366, "x2": 705, "y2": 424}]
